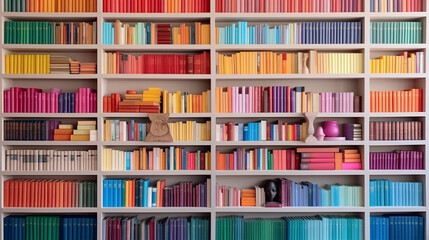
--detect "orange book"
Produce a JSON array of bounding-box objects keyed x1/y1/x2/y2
[
  {"x1": 334, "y1": 152, "x2": 343, "y2": 170},
  {"x1": 4, "y1": 180, "x2": 10, "y2": 207},
  {"x1": 131, "y1": 179, "x2": 136, "y2": 207},
  {"x1": 54, "y1": 129, "x2": 73, "y2": 135},
  {"x1": 35, "y1": 180, "x2": 41, "y2": 208},
  {"x1": 17, "y1": 180, "x2": 23, "y2": 207},
  {"x1": 59, "y1": 181, "x2": 65, "y2": 208},
  {"x1": 54, "y1": 135, "x2": 71, "y2": 141},
  {"x1": 29, "y1": 180, "x2": 36, "y2": 207},
  {"x1": 156, "y1": 180, "x2": 161, "y2": 207}
]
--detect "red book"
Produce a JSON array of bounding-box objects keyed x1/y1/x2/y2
[
  {"x1": 300, "y1": 158, "x2": 335, "y2": 163},
  {"x1": 300, "y1": 152, "x2": 335, "y2": 158}
]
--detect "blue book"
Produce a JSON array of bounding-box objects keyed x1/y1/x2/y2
[
  {"x1": 143, "y1": 179, "x2": 149, "y2": 207},
  {"x1": 103, "y1": 179, "x2": 108, "y2": 207},
  {"x1": 152, "y1": 188, "x2": 157, "y2": 207}
]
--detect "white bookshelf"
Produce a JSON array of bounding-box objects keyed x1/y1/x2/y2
[{"x1": 0, "y1": 1, "x2": 428, "y2": 239}]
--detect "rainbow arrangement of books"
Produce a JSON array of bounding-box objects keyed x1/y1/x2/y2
[
  {"x1": 104, "y1": 88, "x2": 161, "y2": 113},
  {"x1": 4, "y1": 21, "x2": 96, "y2": 44},
  {"x1": 169, "y1": 121, "x2": 211, "y2": 141},
  {"x1": 102, "y1": 147, "x2": 210, "y2": 171},
  {"x1": 370, "y1": 22, "x2": 422, "y2": 44},
  {"x1": 370, "y1": 51, "x2": 424, "y2": 73},
  {"x1": 216, "y1": 21, "x2": 362, "y2": 44},
  {"x1": 103, "y1": 21, "x2": 210, "y2": 45},
  {"x1": 215, "y1": 0, "x2": 362, "y2": 12},
  {"x1": 215, "y1": 120, "x2": 308, "y2": 141},
  {"x1": 220, "y1": 215, "x2": 363, "y2": 240},
  {"x1": 217, "y1": 51, "x2": 363, "y2": 74},
  {"x1": 370, "y1": 89, "x2": 423, "y2": 112},
  {"x1": 103, "y1": 178, "x2": 210, "y2": 207},
  {"x1": 370, "y1": 0, "x2": 423, "y2": 12},
  {"x1": 4, "y1": 0, "x2": 97, "y2": 12},
  {"x1": 4, "y1": 87, "x2": 96, "y2": 113},
  {"x1": 103, "y1": 51, "x2": 210, "y2": 74},
  {"x1": 162, "y1": 89, "x2": 211, "y2": 113},
  {"x1": 370, "y1": 179, "x2": 423, "y2": 206},
  {"x1": 217, "y1": 180, "x2": 363, "y2": 207},
  {"x1": 5, "y1": 149, "x2": 97, "y2": 171},
  {"x1": 4, "y1": 216, "x2": 97, "y2": 240},
  {"x1": 370, "y1": 150, "x2": 423, "y2": 170},
  {"x1": 4, "y1": 54, "x2": 96, "y2": 74},
  {"x1": 370, "y1": 215, "x2": 424, "y2": 240},
  {"x1": 102, "y1": 216, "x2": 210, "y2": 240},
  {"x1": 370, "y1": 120, "x2": 422, "y2": 140},
  {"x1": 3, "y1": 179, "x2": 96, "y2": 207},
  {"x1": 54, "y1": 121, "x2": 97, "y2": 141},
  {"x1": 216, "y1": 86, "x2": 360, "y2": 113},
  {"x1": 103, "y1": 0, "x2": 210, "y2": 12}
]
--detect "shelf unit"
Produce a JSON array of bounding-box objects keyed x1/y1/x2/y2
[{"x1": 1, "y1": 1, "x2": 428, "y2": 239}]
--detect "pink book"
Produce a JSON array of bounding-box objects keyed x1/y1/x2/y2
[
  {"x1": 342, "y1": 162, "x2": 362, "y2": 170},
  {"x1": 75, "y1": 92, "x2": 79, "y2": 113},
  {"x1": 320, "y1": 92, "x2": 325, "y2": 112},
  {"x1": 50, "y1": 92, "x2": 56, "y2": 113},
  {"x1": 46, "y1": 93, "x2": 51, "y2": 113},
  {"x1": 300, "y1": 158, "x2": 335, "y2": 163},
  {"x1": 4, "y1": 90, "x2": 10, "y2": 112},
  {"x1": 86, "y1": 88, "x2": 91, "y2": 113},
  {"x1": 349, "y1": 92, "x2": 354, "y2": 112},
  {"x1": 19, "y1": 91, "x2": 24, "y2": 112},
  {"x1": 41, "y1": 93, "x2": 46, "y2": 113},
  {"x1": 300, "y1": 162, "x2": 335, "y2": 170},
  {"x1": 296, "y1": 147, "x2": 340, "y2": 153}
]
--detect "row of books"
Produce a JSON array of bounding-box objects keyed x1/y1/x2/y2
[
  {"x1": 370, "y1": 51, "x2": 424, "y2": 73},
  {"x1": 103, "y1": 0, "x2": 210, "y2": 13},
  {"x1": 215, "y1": 120, "x2": 308, "y2": 141},
  {"x1": 217, "y1": 51, "x2": 363, "y2": 74},
  {"x1": 370, "y1": 150, "x2": 424, "y2": 170},
  {"x1": 103, "y1": 179, "x2": 210, "y2": 208},
  {"x1": 216, "y1": 21, "x2": 362, "y2": 44},
  {"x1": 215, "y1": 86, "x2": 360, "y2": 113},
  {"x1": 217, "y1": 215, "x2": 363, "y2": 240},
  {"x1": 215, "y1": 0, "x2": 362, "y2": 12},
  {"x1": 103, "y1": 21, "x2": 210, "y2": 45},
  {"x1": 4, "y1": 215, "x2": 97, "y2": 240},
  {"x1": 102, "y1": 216, "x2": 210, "y2": 240},
  {"x1": 5, "y1": 149, "x2": 97, "y2": 171},
  {"x1": 104, "y1": 88, "x2": 161, "y2": 113},
  {"x1": 5, "y1": 54, "x2": 96, "y2": 74},
  {"x1": 169, "y1": 121, "x2": 211, "y2": 141},
  {"x1": 102, "y1": 147, "x2": 210, "y2": 171},
  {"x1": 370, "y1": 22, "x2": 422, "y2": 44},
  {"x1": 370, "y1": 0, "x2": 423, "y2": 12},
  {"x1": 4, "y1": 87, "x2": 97, "y2": 113},
  {"x1": 369, "y1": 121, "x2": 422, "y2": 140},
  {"x1": 370, "y1": 215, "x2": 424, "y2": 240},
  {"x1": 3, "y1": 179, "x2": 97, "y2": 207},
  {"x1": 369, "y1": 89, "x2": 423, "y2": 112},
  {"x1": 4, "y1": 21, "x2": 96, "y2": 44},
  {"x1": 4, "y1": 120, "x2": 97, "y2": 141},
  {"x1": 369, "y1": 179, "x2": 423, "y2": 206},
  {"x1": 162, "y1": 90, "x2": 211, "y2": 113},
  {"x1": 217, "y1": 180, "x2": 362, "y2": 207},
  {"x1": 4, "y1": 0, "x2": 97, "y2": 12},
  {"x1": 104, "y1": 120, "x2": 147, "y2": 141},
  {"x1": 103, "y1": 51, "x2": 210, "y2": 74}
]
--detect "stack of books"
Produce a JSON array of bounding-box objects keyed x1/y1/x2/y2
[
  {"x1": 71, "y1": 121, "x2": 97, "y2": 141},
  {"x1": 53, "y1": 124, "x2": 74, "y2": 141},
  {"x1": 80, "y1": 62, "x2": 97, "y2": 74},
  {"x1": 50, "y1": 55, "x2": 72, "y2": 74},
  {"x1": 117, "y1": 88, "x2": 161, "y2": 113},
  {"x1": 298, "y1": 147, "x2": 338, "y2": 170}
]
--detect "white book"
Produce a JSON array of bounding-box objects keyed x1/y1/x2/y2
[
  {"x1": 261, "y1": 120, "x2": 267, "y2": 141},
  {"x1": 147, "y1": 187, "x2": 152, "y2": 208}
]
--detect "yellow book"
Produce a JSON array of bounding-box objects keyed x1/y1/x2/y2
[
  {"x1": 176, "y1": 91, "x2": 181, "y2": 113},
  {"x1": 5, "y1": 55, "x2": 10, "y2": 74},
  {"x1": 410, "y1": 53, "x2": 416, "y2": 73},
  {"x1": 107, "y1": 148, "x2": 112, "y2": 171},
  {"x1": 104, "y1": 120, "x2": 111, "y2": 141},
  {"x1": 59, "y1": 124, "x2": 74, "y2": 129},
  {"x1": 78, "y1": 125, "x2": 96, "y2": 130},
  {"x1": 70, "y1": 135, "x2": 90, "y2": 141},
  {"x1": 73, "y1": 129, "x2": 91, "y2": 135},
  {"x1": 202, "y1": 24, "x2": 210, "y2": 44}
]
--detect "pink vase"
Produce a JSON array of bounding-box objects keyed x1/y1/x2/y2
[
  {"x1": 315, "y1": 126, "x2": 325, "y2": 141},
  {"x1": 322, "y1": 121, "x2": 340, "y2": 137}
]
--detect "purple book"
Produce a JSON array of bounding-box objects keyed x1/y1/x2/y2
[{"x1": 291, "y1": 90, "x2": 295, "y2": 112}]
